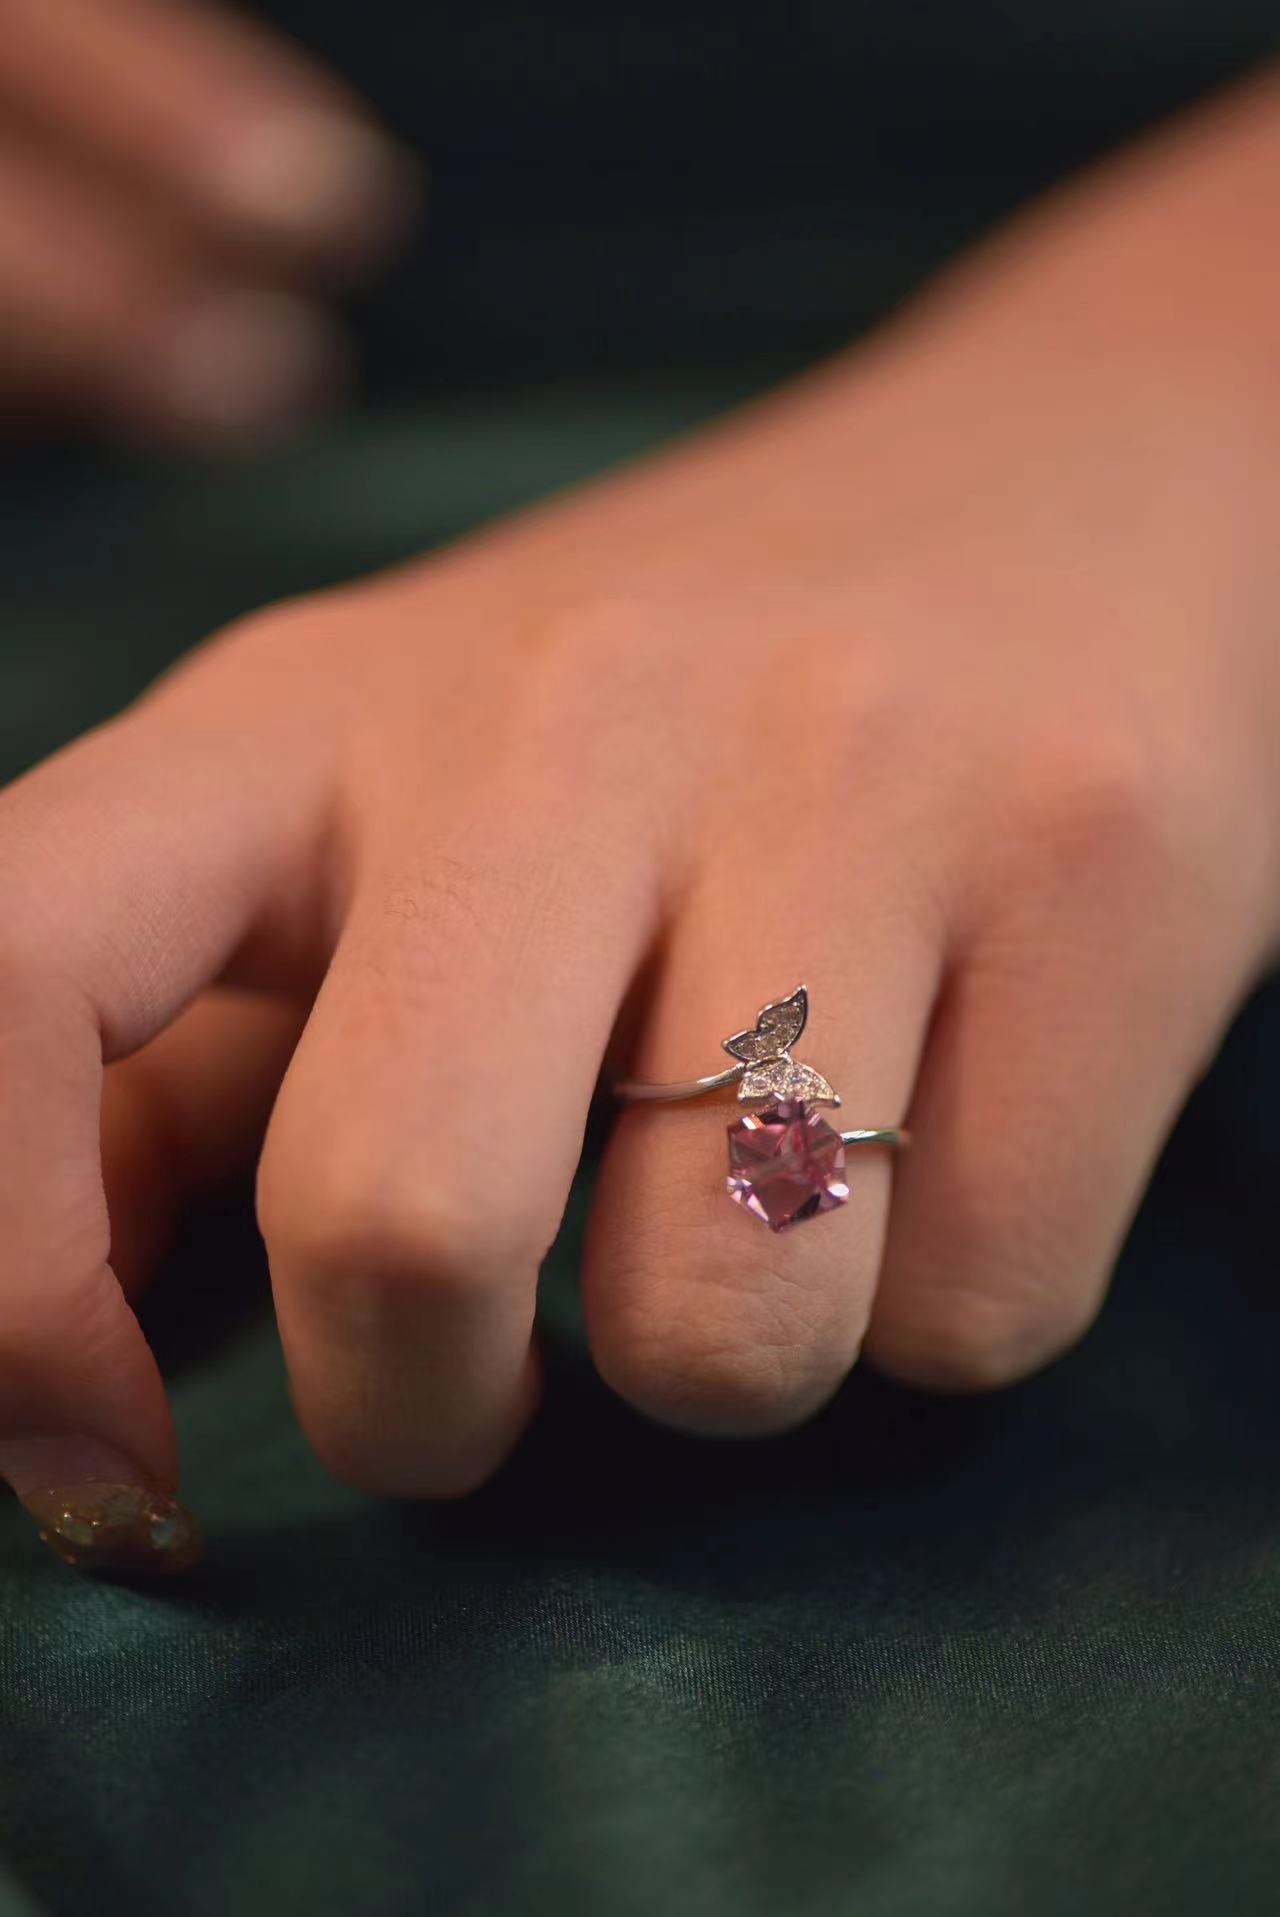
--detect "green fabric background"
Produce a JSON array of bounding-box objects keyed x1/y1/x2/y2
[
  {"x1": 3, "y1": 396, "x2": 1280, "y2": 1917},
  {"x1": 2, "y1": 4, "x2": 1280, "y2": 1912}
]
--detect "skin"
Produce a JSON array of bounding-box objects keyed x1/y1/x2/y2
[
  {"x1": 0, "y1": 0, "x2": 419, "y2": 448},
  {"x1": 0, "y1": 66, "x2": 1278, "y2": 1564}
]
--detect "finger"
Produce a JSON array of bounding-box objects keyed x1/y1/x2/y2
[
  {"x1": 0, "y1": 968, "x2": 190, "y2": 1569},
  {"x1": 0, "y1": 0, "x2": 418, "y2": 271},
  {"x1": 0, "y1": 696, "x2": 325, "y2": 1569},
  {"x1": 0, "y1": 134, "x2": 346, "y2": 448},
  {"x1": 583, "y1": 836, "x2": 942, "y2": 1438},
  {"x1": 257, "y1": 751, "x2": 661, "y2": 1499},
  {"x1": 862, "y1": 846, "x2": 1258, "y2": 1390},
  {"x1": 103, "y1": 987, "x2": 306, "y2": 1294}
]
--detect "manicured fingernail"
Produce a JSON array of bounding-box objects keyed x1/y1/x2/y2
[
  {"x1": 23, "y1": 1485, "x2": 200, "y2": 1575},
  {"x1": 159, "y1": 290, "x2": 347, "y2": 448},
  {"x1": 211, "y1": 110, "x2": 423, "y2": 267},
  {"x1": 0, "y1": 1437, "x2": 201, "y2": 1576}
]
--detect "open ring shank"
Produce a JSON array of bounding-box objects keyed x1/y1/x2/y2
[
  {"x1": 837, "y1": 1128, "x2": 911, "y2": 1149},
  {"x1": 612, "y1": 1063, "x2": 745, "y2": 1102}
]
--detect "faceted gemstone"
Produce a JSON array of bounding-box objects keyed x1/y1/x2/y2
[{"x1": 725, "y1": 1099, "x2": 849, "y2": 1231}]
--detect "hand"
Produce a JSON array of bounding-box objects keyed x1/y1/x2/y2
[
  {"x1": 0, "y1": 0, "x2": 419, "y2": 449},
  {"x1": 1, "y1": 74, "x2": 1277, "y2": 1571}
]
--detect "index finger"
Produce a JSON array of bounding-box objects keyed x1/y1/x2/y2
[{"x1": 0, "y1": 696, "x2": 324, "y2": 1571}]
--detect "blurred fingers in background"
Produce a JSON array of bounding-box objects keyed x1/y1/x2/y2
[{"x1": 0, "y1": 0, "x2": 423, "y2": 450}]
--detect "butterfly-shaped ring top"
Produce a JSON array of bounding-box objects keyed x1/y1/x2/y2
[
  {"x1": 609, "y1": 984, "x2": 842, "y2": 1105},
  {"x1": 610, "y1": 985, "x2": 907, "y2": 1235},
  {"x1": 720, "y1": 985, "x2": 841, "y2": 1108}
]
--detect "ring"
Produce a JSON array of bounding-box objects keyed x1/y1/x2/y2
[{"x1": 612, "y1": 985, "x2": 910, "y2": 1233}]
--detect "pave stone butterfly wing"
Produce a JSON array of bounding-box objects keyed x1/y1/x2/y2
[{"x1": 721, "y1": 985, "x2": 841, "y2": 1107}]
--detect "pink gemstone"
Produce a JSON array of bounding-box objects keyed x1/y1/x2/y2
[{"x1": 725, "y1": 1100, "x2": 849, "y2": 1231}]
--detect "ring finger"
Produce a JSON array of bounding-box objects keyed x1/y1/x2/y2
[{"x1": 583, "y1": 820, "x2": 945, "y2": 1436}]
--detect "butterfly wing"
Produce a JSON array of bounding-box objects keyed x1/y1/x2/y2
[
  {"x1": 738, "y1": 1056, "x2": 840, "y2": 1107},
  {"x1": 722, "y1": 985, "x2": 809, "y2": 1063}
]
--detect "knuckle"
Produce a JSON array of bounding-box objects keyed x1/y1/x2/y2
[
  {"x1": 1017, "y1": 723, "x2": 1185, "y2": 897},
  {"x1": 869, "y1": 1264, "x2": 1100, "y2": 1392},
  {"x1": 523, "y1": 591, "x2": 672, "y2": 683},
  {"x1": 513, "y1": 593, "x2": 690, "y2": 749},
  {"x1": 818, "y1": 642, "x2": 928, "y2": 762},
  {"x1": 603, "y1": 1334, "x2": 810, "y2": 1435},
  {"x1": 368, "y1": 848, "x2": 593, "y2": 997},
  {"x1": 594, "y1": 1274, "x2": 858, "y2": 1436},
  {"x1": 155, "y1": 590, "x2": 339, "y2": 685},
  {"x1": 143, "y1": 587, "x2": 382, "y2": 739},
  {"x1": 294, "y1": 1408, "x2": 389, "y2": 1494},
  {"x1": 257, "y1": 1140, "x2": 549, "y2": 1316},
  {"x1": 294, "y1": 1399, "x2": 504, "y2": 1502}
]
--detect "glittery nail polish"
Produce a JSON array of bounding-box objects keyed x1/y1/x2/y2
[{"x1": 21, "y1": 1483, "x2": 202, "y2": 1576}]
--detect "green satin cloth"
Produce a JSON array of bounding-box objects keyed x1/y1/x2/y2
[{"x1": 1, "y1": 400, "x2": 1279, "y2": 1916}]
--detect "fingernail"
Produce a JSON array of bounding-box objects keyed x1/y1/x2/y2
[
  {"x1": 158, "y1": 289, "x2": 347, "y2": 449},
  {"x1": 210, "y1": 110, "x2": 423, "y2": 268},
  {"x1": 0, "y1": 1437, "x2": 201, "y2": 1576}
]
